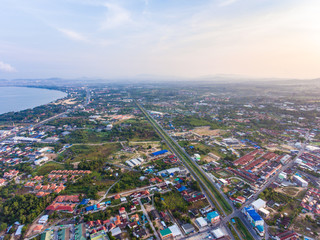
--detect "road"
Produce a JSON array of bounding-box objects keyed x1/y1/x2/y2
[
  {"x1": 136, "y1": 101, "x2": 231, "y2": 215},
  {"x1": 97, "y1": 179, "x2": 121, "y2": 203},
  {"x1": 136, "y1": 102, "x2": 245, "y2": 240},
  {"x1": 222, "y1": 131, "x2": 310, "y2": 239},
  {"x1": 137, "y1": 101, "x2": 311, "y2": 240},
  {"x1": 0, "y1": 111, "x2": 69, "y2": 143},
  {"x1": 138, "y1": 199, "x2": 161, "y2": 240}
]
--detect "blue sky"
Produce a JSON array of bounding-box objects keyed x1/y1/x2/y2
[{"x1": 1, "y1": 0, "x2": 320, "y2": 79}]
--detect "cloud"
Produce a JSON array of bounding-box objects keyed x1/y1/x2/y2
[
  {"x1": 100, "y1": 2, "x2": 131, "y2": 29},
  {"x1": 57, "y1": 28, "x2": 88, "y2": 42},
  {"x1": 0, "y1": 61, "x2": 15, "y2": 72},
  {"x1": 219, "y1": 0, "x2": 237, "y2": 7}
]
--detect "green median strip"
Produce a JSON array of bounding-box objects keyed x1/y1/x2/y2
[
  {"x1": 233, "y1": 217, "x2": 255, "y2": 240},
  {"x1": 136, "y1": 101, "x2": 232, "y2": 215},
  {"x1": 228, "y1": 222, "x2": 241, "y2": 240}
]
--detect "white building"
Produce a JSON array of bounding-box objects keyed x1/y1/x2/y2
[
  {"x1": 195, "y1": 217, "x2": 208, "y2": 228},
  {"x1": 251, "y1": 198, "x2": 266, "y2": 211},
  {"x1": 38, "y1": 215, "x2": 49, "y2": 224},
  {"x1": 34, "y1": 156, "x2": 49, "y2": 166},
  {"x1": 211, "y1": 228, "x2": 224, "y2": 239},
  {"x1": 168, "y1": 224, "x2": 182, "y2": 238},
  {"x1": 293, "y1": 175, "x2": 308, "y2": 187}
]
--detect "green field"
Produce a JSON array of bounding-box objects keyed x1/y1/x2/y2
[
  {"x1": 36, "y1": 161, "x2": 65, "y2": 175},
  {"x1": 60, "y1": 142, "x2": 122, "y2": 163},
  {"x1": 136, "y1": 101, "x2": 232, "y2": 216}
]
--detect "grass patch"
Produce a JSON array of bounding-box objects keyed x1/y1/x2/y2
[
  {"x1": 234, "y1": 217, "x2": 255, "y2": 240},
  {"x1": 36, "y1": 161, "x2": 65, "y2": 175},
  {"x1": 61, "y1": 143, "x2": 121, "y2": 163}
]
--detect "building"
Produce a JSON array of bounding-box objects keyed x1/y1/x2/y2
[
  {"x1": 181, "y1": 223, "x2": 195, "y2": 235},
  {"x1": 293, "y1": 175, "x2": 308, "y2": 187},
  {"x1": 242, "y1": 206, "x2": 264, "y2": 227},
  {"x1": 194, "y1": 154, "x2": 201, "y2": 161},
  {"x1": 235, "y1": 196, "x2": 246, "y2": 204},
  {"x1": 74, "y1": 223, "x2": 86, "y2": 240},
  {"x1": 57, "y1": 228, "x2": 70, "y2": 240},
  {"x1": 41, "y1": 230, "x2": 54, "y2": 240},
  {"x1": 38, "y1": 215, "x2": 49, "y2": 224},
  {"x1": 207, "y1": 211, "x2": 220, "y2": 224},
  {"x1": 151, "y1": 150, "x2": 168, "y2": 157},
  {"x1": 218, "y1": 178, "x2": 228, "y2": 186},
  {"x1": 111, "y1": 227, "x2": 122, "y2": 237},
  {"x1": 0, "y1": 178, "x2": 6, "y2": 186},
  {"x1": 251, "y1": 198, "x2": 266, "y2": 211},
  {"x1": 211, "y1": 228, "x2": 225, "y2": 239},
  {"x1": 90, "y1": 230, "x2": 109, "y2": 240},
  {"x1": 168, "y1": 224, "x2": 182, "y2": 238},
  {"x1": 258, "y1": 208, "x2": 270, "y2": 218},
  {"x1": 275, "y1": 230, "x2": 299, "y2": 240},
  {"x1": 15, "y1": 225, "x2": 24, "y2": 236},
  {"x1": 159, "y1": 228, "x2": 173, "y2": 240},
  {"x1": 195, "y1": 217, "x2": 208, "y2": 228}
]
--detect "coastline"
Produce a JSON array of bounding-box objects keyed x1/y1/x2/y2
[{"x1": 0, "y1": 86, "x2": 68, "y2": 116}]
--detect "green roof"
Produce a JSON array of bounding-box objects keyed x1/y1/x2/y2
[
  {"x1": 58, "y1": 229, "x2": 66, "y2": 240},
  {"x1": 160, "y1": 228, "x2": 172, "y2": 237},
  {"x1": 40, "y1": 230, "x2": 53, "y2": 240},
  {"x1": 74, "y1": 224, "x2": 86, "y2": 240}
]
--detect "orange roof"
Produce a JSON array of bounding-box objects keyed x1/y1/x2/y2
[{"x1": 33, "y1": 225, "x2": 43, "y2": 231}]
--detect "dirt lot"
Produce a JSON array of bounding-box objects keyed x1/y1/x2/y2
[
  {"x1": 275, "y1": 187, "x2": 306, "y2": 198},
  {"x1": 192, "y1": 126, "x2": 225, "y2": 136},
  {"x1": 292, "y1": 213, "x2": 320, "y2": 239}
]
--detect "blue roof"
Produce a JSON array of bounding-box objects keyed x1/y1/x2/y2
[
  {"x1": 207, "y1": 211, "x2": 219, "y2": 220},
  {"x1": 80, "y1": 198, "x2": 90, "y2": 205},
  {"x1": 178, "y1": 186, "x2": 187, "y2": 192},
  {"x1": 151, "y1": 150, "x2": 168, "y2": 156},
  {"x1": 85, "y1": 205, "x2": 94, "y2": 211},
  {"x1": 245, "y1": 207, "x2": 263, "y2": 222}
]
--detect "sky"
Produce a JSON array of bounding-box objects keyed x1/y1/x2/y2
[{"x1": 1, "y1": 0, "x2": 320, "y2": 80}]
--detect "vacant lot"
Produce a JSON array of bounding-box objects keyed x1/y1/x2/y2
[
  {"x1": 36, "y1": 161, "x2": 65, "y2": 175},
  {"x1": 61, "y1": 143, "x2": 122, "y2": 163},
  {"x1": 192, "y1": 126, "x2": 225, "y2": 136}
]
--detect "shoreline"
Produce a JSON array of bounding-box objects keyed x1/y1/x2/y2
[{"x1": 0, "y1": 86, "x2": 68, "y2": 117}]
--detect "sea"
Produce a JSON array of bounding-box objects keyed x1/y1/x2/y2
[{"x1": 0, "y1": 87, "x2": 67, "y2": 115}]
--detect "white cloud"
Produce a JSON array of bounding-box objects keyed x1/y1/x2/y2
[
  {"x1": 100, "y1": 2, "x2": 131, "y2": 29},
  {"x1": 57, "y1": 28, "x2": 88, "y2": 42},
  {"x1": 0, "y1": 61, "x2": 15, "y2": 72},
  {"x1": 219, "y1": 0, "x2": 237, "y2": 7}
]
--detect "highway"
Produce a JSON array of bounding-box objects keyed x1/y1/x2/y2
[
  {"x1": 0, "y1": 111, "x2": 69, "y2": 143},
  {"x1": 136, "y1": 101, "x2": 246, "y2": 240},
  {"x1": 136, "y1": 101, "x2": 310, "y2": 240}
]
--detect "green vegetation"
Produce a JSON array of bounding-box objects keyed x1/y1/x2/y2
[
  {"x1": 60, "y1": 143, "x2": 121, "y2": 164},
  {"x1": 64, "y1": 172, "x2": 114, "y2": 199},
  {"x1": 0, "y1": 194, "x2": 53, "y2": 225},
  {"x1": 136, "y1": 101, "x2": 232, "y2": 216},
  {"x1": 233, "y1": 217, "x2": 255, "y2": 240},
  {"x1": 172, "y1": 115, "x2": 221, "y2": 129},
  {"x1": 36, "y1": 161, "x2": 65, "y2": 175},
  {"x1": 61, "y1": 119, "x2": 159, "y2": 143},
  {"x1": 111, "y1": 171, "x2": 149, "y2": 193},
  {"x1": 228, "y1": 222, "x2": 241, "y2": 240},
  {"x1": 158, "y1": 191, "x2": 188, "y2": 213}
]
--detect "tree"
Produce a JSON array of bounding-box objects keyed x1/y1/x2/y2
[{"x1": 0, "y1": 223, "x2": 7, "y2": 232}]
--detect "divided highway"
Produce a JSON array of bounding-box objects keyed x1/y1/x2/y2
[{"x1": 136, "y1": 101, "x2": 233, "y2": 216}]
